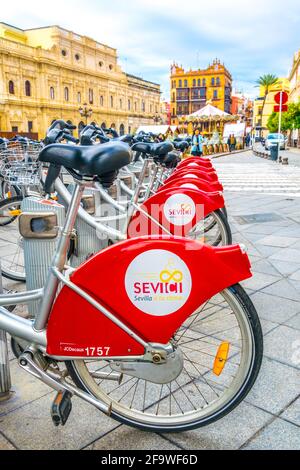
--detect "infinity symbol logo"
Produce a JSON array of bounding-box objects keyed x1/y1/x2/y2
[{"x1": 160, "y1": 270, "x2": 183, "y2": 283}]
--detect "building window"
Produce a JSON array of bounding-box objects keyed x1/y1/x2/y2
[
  {"x1": 100, "y1": 95, "x2": 104, "y2": 107},
  {"x1": 88, "y1": 88, "x2": 93, "y2": 104},
  {"x1": 142, "y1": 100, "x2": 145, "y2": 112},
  {"x1": 99, "y1": 61, "x2": 103, "y2": 67},
  {"x1": 119, "y1": 123, "x2": 125, "y2": 136},
  {"x1": 61, "y1": 49, "x2": 67, "y2": 57},
  {"x1": 109, "y1": 64, "x2": 113, "y2": 71},
  {"x1": 128, "y1": 99, "x2": 131, "y2": 110},
  {"x1": 184, "y1": 79, "x2": 188, "y2": 87},
  {"x1": 179, "y1": 79, "x2": 182, "y2": 87},
  {"x1": 216, "y1": 77, "x2": 221, "y2": 86},
  {"x1": 134, "y1": 101, "x2": 137, "y2": 112},
  {"x1": 211, "y1": 77, "x2": 215, "y2": 86},
  {"x1": 213, "y1": 90, "x2": 218, "y2": 99},
  {"x1": 8, "y1": 80, "x2": 14, "y2": 94},
  {"x1": 50, "y1": 87, "x2": 55, "y2": 100},
  {"x1": 198, "y1": 79, "x2": 201, "y2": 86},
  {"x1": 12, "y1": 126, "x2": 18, "y2": 132},
  {"x1": 25, "y1": 80, "x2": 31, "y2": 97},
  {"x1": 77, "y1": 91, "x2": 81, "y2": 103},
  {"x1": 172, "y1": 92, "x2": 175, "y2": 102},
  {"x1": 202, "y1": 78, "x2": 206, "y2": 86},
  {"x1": 28, "y1": 121, "x2": 33, "y2": 133},
  {"x1": 110, "y1": 96, "x2": 114, "y2": 108},
  {"x1": 119, "y1": 98, "x2": 122, "y2": 109},
  {"x1": 193, "y1": 79, "x2": 196, "y2": 87},
  {"x1": 75, "y1": 53, "x2": 80, "y2": 61},
  {"x1": 64, "y1": 87, "x2": 69, "y2": 101}
]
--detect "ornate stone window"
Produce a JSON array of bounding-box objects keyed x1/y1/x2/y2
[
  {"x1": 119, "y1": 98, "x2": 122, "y2": 109},
  {"x1": 216, "y1": 77, "x2": 221, "y2": 86},
  {"x1": 8, "y1": 80, "x2": 14, "y2": 94},
  {"x1": 128, "y1": 99, "x2": 131, "y2": 111},
  {"x1": 99, "y1": 61, "x2": 103, "y2": 67},
  {"x1": 25, "y1": 80, "x2": 31, "y2": 97},
  {"x1": 202, "y1": 78, "x2": 206, "y2": 86},
  {"x1": 77, "y1": 91, "x2": 81, "y2": 103},
  {"x1": 50, "y1": 87, "x2": 55, "y2": 100},
  {"x1": 75, "y1": 53, "x2": 80, "y2": 61},
  {"x1": 100, "y1": 95, "x2": 104, "y2": 107},
  {"x1": 61, "y1": 49, "x2": 67, "y2": 57},
  {"x1": 64, "y1": 87, "x2": 69, "y2": 101},
  {"x1": 211, "y1": 77, "x2": 215, "y2": 86},
  {"x1": 110, "y1": 96, "x2": 114, "y2": 108},
  {"x1": 88, "y1": 88, "x2": 93, "y2": 104},
  {"x1": 109, "y1": 64, "x2": 113, "y2": 71}
]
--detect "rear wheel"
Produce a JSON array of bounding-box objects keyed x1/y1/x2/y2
[{"x1": 66, "y1": 284, "x2": 263, "y2": 432}]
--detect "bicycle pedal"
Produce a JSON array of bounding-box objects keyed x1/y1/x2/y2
[{"x1": 51, "y1": 390, "x2": 72, "y2": 426}]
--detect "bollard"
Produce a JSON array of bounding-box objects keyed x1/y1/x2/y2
[{"x1": 0, "y1": 263, "x2": 12, "y2": 401}]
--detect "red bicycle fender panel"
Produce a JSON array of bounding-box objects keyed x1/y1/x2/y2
[
  {"x1": 158, "y1": 177, "x2": 223, "y2": 193},
  {"x1": 46, "y1": 237, "x2": 252, "y2": 357},
  {"x1": 178, "y1": 159, "x2": 214, "y2": 170},
  {"x1": 166, "y1": 168, "x2": 219, "y2": 184},
  {"x1": 127, "y1": 187, "x2": 225, "y2": 237}
]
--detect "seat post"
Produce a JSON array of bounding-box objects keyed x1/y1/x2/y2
[{"x1": 34, "y1": 181, "x2": 86, "y2": 331}]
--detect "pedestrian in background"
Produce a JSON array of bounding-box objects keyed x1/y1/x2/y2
[
  {"x1": 228, "y1": 134, "x2": 236, "y2": 152},
  {"x1": 191, "y1": 129, "x2": 204, "y2": 156},
  {"x1": 245, "y1": 133, "x2": 251, "y2": 147}
]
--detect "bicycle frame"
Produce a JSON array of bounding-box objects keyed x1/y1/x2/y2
[{"x1": 0, "y1": 174, "x2": 252, "y2": 362}]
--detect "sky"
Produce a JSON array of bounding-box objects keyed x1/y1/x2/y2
[{"x1": 2, "y1": 0, "x2": 299, "y2": 99}]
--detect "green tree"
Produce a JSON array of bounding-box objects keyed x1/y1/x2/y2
[
  {"x1": 267, "y1": 101, "x2": 300, "y2": 147},
  {"x1": 256, "y1": 74, "x2": 279, "y2": 129},
  {"x1": 267, "y1": 111, "x2": 292, "y2": 133}
]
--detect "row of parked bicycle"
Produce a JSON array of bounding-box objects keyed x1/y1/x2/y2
[{"x1": 0, "y1": 120, "x2": 262, "y2": 432}]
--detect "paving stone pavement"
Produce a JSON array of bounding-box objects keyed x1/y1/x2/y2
[{"x1": 0, "y1": 151, "x2": 299, "y2": 450}]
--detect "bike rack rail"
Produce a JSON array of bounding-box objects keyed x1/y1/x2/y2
[{"x1": 0, "y1": 263, "x2": 12, "y2": 401}]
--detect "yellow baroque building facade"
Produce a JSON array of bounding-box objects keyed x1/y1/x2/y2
[
  {"x1": 0, "y1": 23, "x2": 161, "y2": 139},
  {"x1": 170, "y1": 59, "x2": 232, "y2": 125},
  {"x1": 289, "y1": 50, "x2": 300, "y2": 104}
]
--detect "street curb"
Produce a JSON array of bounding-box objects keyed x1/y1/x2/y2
[{"x1": 211, "y1": 148, "x2": 250, "y2": 160}]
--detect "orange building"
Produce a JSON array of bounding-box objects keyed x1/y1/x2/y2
[{"x1": 170, "y1": 59, "x2": 232, "y2": 125}]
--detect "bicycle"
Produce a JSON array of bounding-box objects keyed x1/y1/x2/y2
[{"x1": 0, "y1": 139, "x2": 263, "y2": 432}]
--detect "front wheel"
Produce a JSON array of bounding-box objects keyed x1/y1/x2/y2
[{"x1": 66, "y1": 284, "x2": 263, "y2": 432}]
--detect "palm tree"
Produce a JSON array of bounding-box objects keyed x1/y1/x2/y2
[{"x1": 255, "y1": 74, "x2": 278, "y2": 134}]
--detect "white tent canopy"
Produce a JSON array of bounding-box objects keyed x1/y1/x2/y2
[
  {"x1": 223, "y1": 122, "x2": 246, "y2": 139},
  {"x1": 188, "y1": 103, "x2": 231, "y2": 118},
  {"x1": 136, "y1": 125, "x2": 172, "y2": 135}
]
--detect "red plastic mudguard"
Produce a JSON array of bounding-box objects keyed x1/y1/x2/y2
[{"x1": 46, "y1": 237, "x2": 252, "y2": 358}]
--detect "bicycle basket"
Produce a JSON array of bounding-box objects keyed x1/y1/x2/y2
[{"x1": 0, "y1": 141, "x2": 43, "y2": 186}]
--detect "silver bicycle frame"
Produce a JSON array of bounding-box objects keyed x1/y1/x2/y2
[{"x1": 0, "y1": 177, "x2": 162, "y2": 359}]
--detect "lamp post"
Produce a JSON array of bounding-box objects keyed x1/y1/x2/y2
[{"x1": 78, "y1": 103, "x2": 93, "y2": 125}]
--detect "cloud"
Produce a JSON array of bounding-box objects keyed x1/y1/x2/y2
[{"x1": 1, "y1": 0, "x2": 299, "y2": 98}]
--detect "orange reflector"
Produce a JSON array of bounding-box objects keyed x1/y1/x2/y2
[
  {"x1": 7, "y1": 191, "x2": 12, "y2": 198},
  {"x1": 9, "y1": 209, "x2": 21, "y2": 216},
  {"x1": 213, "y1": 342, "x2": 230, "y2": 376}
]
